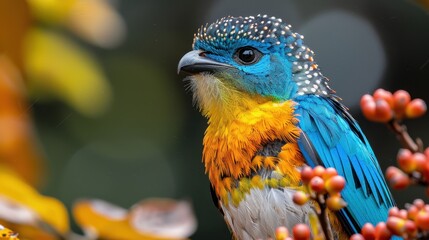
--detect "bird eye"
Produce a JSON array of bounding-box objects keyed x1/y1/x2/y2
[{"x1": 234, "y1": 47, "x2": 262, "y2": 65}]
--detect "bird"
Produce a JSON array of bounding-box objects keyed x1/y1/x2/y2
[{"x1": 178, "y1": 14, "x2": 396, "y2": 240}]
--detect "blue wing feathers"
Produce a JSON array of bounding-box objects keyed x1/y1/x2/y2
[{"x1": 294, "y1": 95, "x2": 395, "y2": 234}]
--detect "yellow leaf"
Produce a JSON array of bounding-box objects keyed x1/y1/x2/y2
[
  {"x1": 0, "y1": 167, "x2": 69, "y2": 237},
  {"x1": 24, "y1": 28, "x2": 112, "y2": 117},
  {"x1": 27, "y1": 0, "x2": 126, "y2": 48},
  {"x1": 67, "y1": 0, "x2": 126, "y2": 48},
  {"x1": 73, "y1": 199, "x2": 196, "y2": 240},
  {"x1": 27, "y1": 0, "x2": 75, "y2": 24}
]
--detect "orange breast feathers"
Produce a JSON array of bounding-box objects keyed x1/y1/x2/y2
[{"x1": 202, "y1": 99, "x2": 305, "y2": 199}]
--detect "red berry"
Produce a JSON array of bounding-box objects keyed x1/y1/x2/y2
[
  {"x1": 375, "y1": 222, "x2": 392, "y2": 240},
  {"x1": 292, "y1": 224, "x2": 310, "y2": 240},
  {"x1": 292, "y1": 191, "x2": 309, "y2": 206},
  {"x1": 349, "y1": 234, "x2": 365, "y2": 240},
  {"x1": 412, "y1": 152, "x2": 427, "y2": 172},
  {"x1": 386, "y1": 216, "x2": 406, "y2": 235},
  {"x1": 361, "y1": 94, "x2": 375, "y2": 106},
  {"x1": 326, "y1": 196, "x2": 347, "y2": 211},
  {"x1": 415, "y1": 210, "x2": 429, "y2": 230},
  {"x1": 389, "y1": 173, "x2": 410, "y2": 190},
  {"x1": 421, "y1": 163, "x2": 429, "y2": 181},
  {"x1": 385, "y1": 166, "x2": 401, "y2": 180},
  {"x1": 398, "y1": 209, "x2": 408, "y2": 219},
  {"x1": 413, "y1": 199, "x2": 425, "y2": 209},
  {"x1": 404, "y1": 220, "x2": 417, "y2": 237},
  {"x1": 361, "y1": 223, "x2": 376, "y2": 240},
  {"x1": 424, "y1": 147, "x2": 429, "y2": 160},
  {"x1": 360, "y1": 95, "x2": 376, "y2": 120},
  {"x1": 393, "y1": 90, "x2": 411, "y2": 118},
  {"x1": 407, "y1": 205, "x2": 419, "y2": 220},
  {"x1": 322, "y1": 167, "x2": 338, "y2": 180},
  {"x1": 275, "y1": 226, "x2": 289, "y2": 240},
  {"x1": 312, "y1": 166, "x2": 326, "y2": 177},
  {"x1": 374, "y1": 99, "x2": 393, "y2": 122},
  {"x1": 388, "y1": 207, "x2": 400, "y2": 217},
  {"x1": 397, "y1": 149, "x2": 416, "y2": 173},
  {"x1": 300, "y1": 167, "x2": 314, "y2": 184},
  {"x1": 405, "y1": 98, "x2": 427, "y2": 119},
  {"x1": 374, "y1": 88, "x2": 394, "y2": 108},
  {"x1": 325, "y1": 175, "x2": 346, "y2": 194},
  {"x1": 309, "y1": 176, "x2": 325, "y2": 194}
]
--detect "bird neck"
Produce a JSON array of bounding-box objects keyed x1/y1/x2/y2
[
  {"x1": 190, "y1": 73, "x2": 272, "y2": 125},
  {"x1": 202, "y1": 99, "x2": 303, "y2": 202}
]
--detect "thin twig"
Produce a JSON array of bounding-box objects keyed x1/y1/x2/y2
[
  {"x1": 316, "y1": 194, "x2": 334, "y2": 240},
  {"x1": 387, "y1": 120, "x2": 423, "y2": 153}
]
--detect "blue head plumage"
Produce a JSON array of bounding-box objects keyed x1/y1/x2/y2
[{"x1": 189, "y1": 14, "x2": 333, "y2": 100}]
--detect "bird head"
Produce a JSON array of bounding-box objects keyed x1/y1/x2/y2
[{"x1": 178, "y1": 15, "x2": 332, "y2": 119}]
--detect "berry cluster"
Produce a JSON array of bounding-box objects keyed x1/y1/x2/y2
[
  {"x1": 360, "y1": 89, "x2": 426, "y2": 122},
  {"x1": 293, "y1": 166, "x2": 347, "y2": 211},
  {"x1": 275, "y1": 225, "x2": 311, "y2": 240},
  {"x1": 350, "y1": 199, "x2": 429, "y2": 240},
  {"x1": 386, "y1": 148, "x2": 429, "y2": 190}
]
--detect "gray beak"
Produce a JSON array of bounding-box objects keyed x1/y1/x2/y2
[{"x1": 177, "y1": 50, "x2": 232, "y2": 74}]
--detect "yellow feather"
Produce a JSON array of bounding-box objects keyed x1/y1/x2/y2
[{"x1": 193, "y1": 73, "x2": 304, "y2": 200}]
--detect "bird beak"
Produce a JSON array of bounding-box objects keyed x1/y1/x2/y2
[{"x1": 177, "y1": 50, "x2": 232, "y2": 75}]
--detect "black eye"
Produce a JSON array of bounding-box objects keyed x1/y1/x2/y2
[{"x1": 234, "y1": 47, "x2": 262, "y2": 65}]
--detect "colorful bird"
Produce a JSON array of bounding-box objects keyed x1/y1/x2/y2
[{"x1": 178, "y1": 15, "x2": 396, "y2": 239}]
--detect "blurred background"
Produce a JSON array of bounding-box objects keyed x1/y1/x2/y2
[{"x1": 0, "y1": 0, "x2": 428, "y2": 239}]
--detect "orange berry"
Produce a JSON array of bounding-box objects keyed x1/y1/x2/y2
[
  {"x1": 326, "y1": 195, "x2": 347, "y2": 211},
  {"x1": 309, "y1": 176, "x2": 325, "y2": 194},
  {"x1": 424, "y1": 147, "x2": 429, "y2": 160},
  {"x1": 349, "y1": 234, "x2": 365, "y2": 240},
  {"x1": 415, "y1": 210, "x2": 429, "y2": 230},
  {"x1": 361, "y1": 94, "x2": 375, "y2": 106},
  {"x1": 405, "y1": 220, "x2": 417, "y2": 237},
  {"x1": 361, "y1": 223, "x2": 376, "y2": 240},
  {"x1": 300, "y1": 167, "x2": 314, "y2": 184},
  {"x1": 389, "y1": 173, "x2": 410, "y2": 190},
  {"x1": 325, "y1": 175, "x2": 346, "y2": 194},
  {"x1": 374, "y1": 88, "x2": 394, "y2": 108},
  {"x1": 292, "y1": 191, "x2": 309, "y2": 206},
  {"x1": 312, "y1": 166, "x2": 326, "y2": 177},
  {"x1": 386, "y1": 216, "x2": 406, "y2": 235},
  {"x1": 421, "y1": 163, "x2": 429, "y2": 181},
  {"x1": 393, "y1": 90, "x2": 411, "y2": 118},
  {"x1": 388, "y1": 207, "x2": 400, "y2": 217},
  {"x1": 385, "y1": 166, "x2": 401, "y2": 180},
  {"x1": 375, "y1": 222, "x2": 392, "y2": 240},
  {"x1": 292, "y1": 224, "x2": 310, "y2": 240},
  {"x1": 360, "y1": 94, "x2": 376, "y2": 120},
  {"x1": 374, "y1": 99, "x2": 393, "y2": 122},
  {"x1": 412, "y1": 152, "x2": 427, "y2": 172},
  {"x1": 397, "y1": 149, "x2": 416, "y2": 173},
  {"x1": 322, "y1": 167, "x2": 338, "y2": 180},
  {"x1": 275, "y1": 226, "x2": 289, "y2": 240},
  {"x1": 413, "y1": 199, "x2": 425, "y2": 209},
  {"x1": 407, "y1": 205, "x2": 419, "y2": 220},
  {"x1": 405, "y1": 98, "x2": 427, "y2": 119},
  {"x1": 398, "y1": 209, "x2": 408, "y2": 219}
]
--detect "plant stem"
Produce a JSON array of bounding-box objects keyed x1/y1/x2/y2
[
  {"x1": 387, "y1": 120, "x2": 423, "y2": 153},
  {"x1": 317, "y1": 194, "x2": 334, "y2": 240}
]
